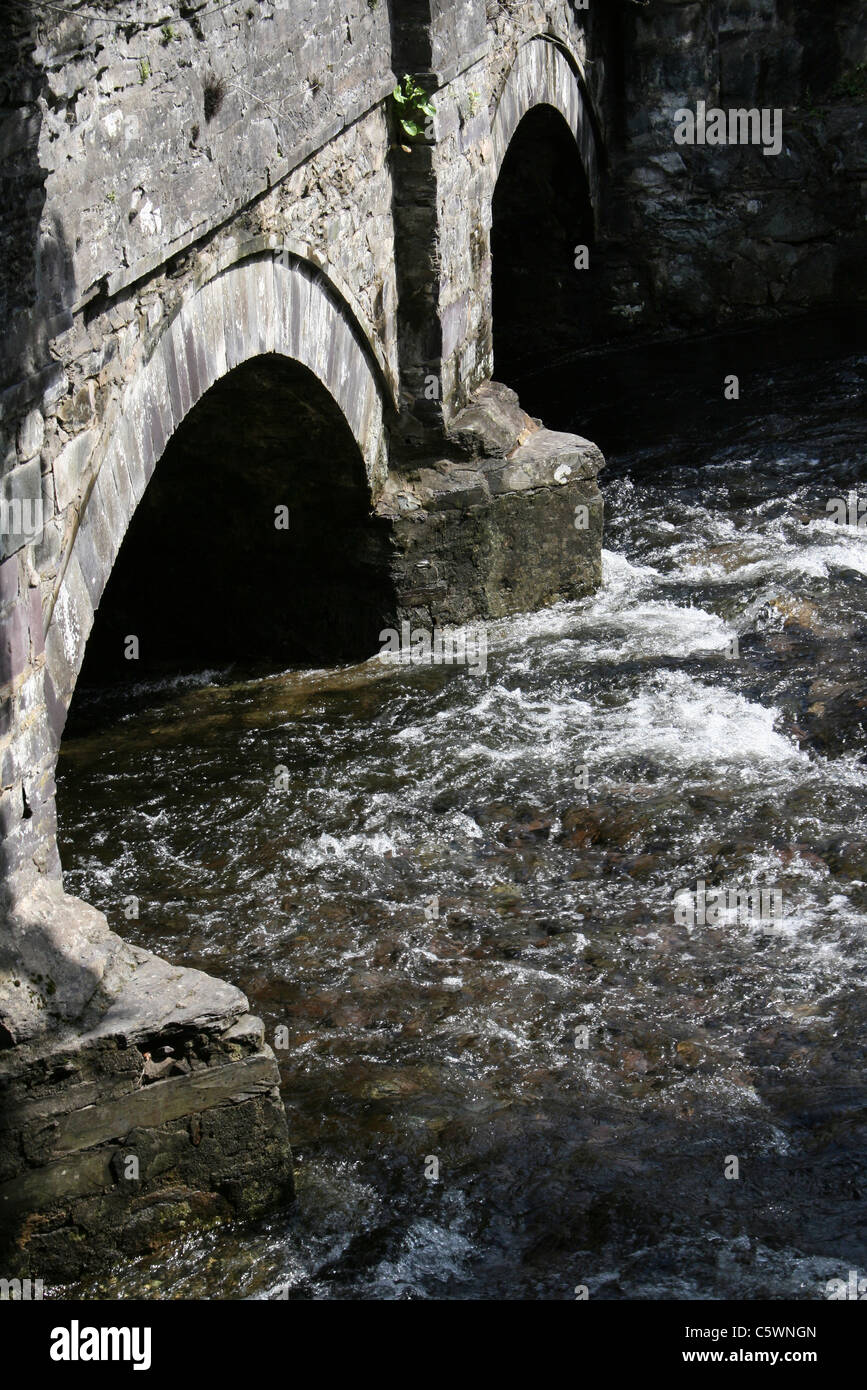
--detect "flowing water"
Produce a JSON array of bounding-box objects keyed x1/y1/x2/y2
[{"x1": 56, "y1": 317, "x2": 867, "y2": 1299}]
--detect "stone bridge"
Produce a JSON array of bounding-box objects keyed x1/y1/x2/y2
[
  {"x1": 0, "y1": 0, "x2": 613, "y2": 1280},
  {"x1": 1, "y1": 0, "x2": 864, "y2": 1280}
]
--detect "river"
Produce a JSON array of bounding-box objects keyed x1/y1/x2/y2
[{"x1": 56, "y1": 314, "x2": 867, "y2": 1299}]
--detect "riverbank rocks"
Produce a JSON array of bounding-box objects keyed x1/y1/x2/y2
[
  {"x1": 0, "y1": 883, "x2": 293, "y2": 1282},
  {"x1": 804, "y1": 678, "x2": 867, "y2": 756}
]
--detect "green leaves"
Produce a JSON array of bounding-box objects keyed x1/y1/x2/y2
[{"x1": 392, "y1": 74, "x2": 436, "y2": 143}]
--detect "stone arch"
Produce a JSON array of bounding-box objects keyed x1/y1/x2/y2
[
  {"x1": 44, "y1": 251, "x2": 392, "y2": 722},
  {"x1": 488, "y1": 37, "x2": 601, "y2": 384},
  {"x1": 491, "y1": 36, "x2": 601, "y2": 218}
]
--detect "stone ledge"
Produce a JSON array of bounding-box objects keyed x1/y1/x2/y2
[
  {"x1": 448, "y1": 380, "x2": 536, "y2": 459},
  {"x1": 0, "y1": 880, "x2": 247, "y2": 1048},
  {"x1": 485, "y1": 430, "x2": 604, "y2": 494},
  {"x1": 50, "y1": 1052, "x2": 280, "y2": 1158},
  {"x1": 0, "y1": 1146, "x2": 114, "y2": 1219}
]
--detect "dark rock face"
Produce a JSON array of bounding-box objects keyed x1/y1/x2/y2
[
  {"x1": 595, "y1": 0, "x2": 867, "y2": 340},
  {"x1": 1, "y1": 1033, "x2": 293, "y2": 1283}
]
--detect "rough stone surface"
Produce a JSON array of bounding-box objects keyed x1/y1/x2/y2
[
  {"x1": 595, "y1": 0, "x2": 867, "y2": 339},
  {"x1": 0, "y1": 1017, "x2": 293, "y2": 1283},
  {"x1": 0, "y1": 885, "x2": 292, "y2": 1282},
  {"x1": 381, "y1": 381, "x2": 604, "y2": 626}
]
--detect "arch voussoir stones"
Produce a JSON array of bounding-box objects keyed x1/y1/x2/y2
[
  {"x1": 492, "y1": 36, "x2": 600, "y2": 211},
  {"x1": 45, "y1": 252, "x2": 389, "y2": 727}
]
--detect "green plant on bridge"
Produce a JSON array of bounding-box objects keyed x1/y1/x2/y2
[{"x1": 392, "y1": 74, "x2": 436, "y2": 142}]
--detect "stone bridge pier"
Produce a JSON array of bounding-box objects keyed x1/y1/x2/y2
[{"x1": 0, "y1": 0, "x2": 611, "y2": 1280}]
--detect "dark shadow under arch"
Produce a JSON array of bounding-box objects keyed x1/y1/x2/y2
[
  {"x1": 72, "y1": 354, "x2": 395, "y2": 709},
  {"x1": 491, "y1": 103, "x2": 596, "y2": 388}
]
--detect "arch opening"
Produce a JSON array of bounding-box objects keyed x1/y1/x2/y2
[
  {"x1": 491, "y1": 103, "x2": 596, "y2": 388},
  {"x1": 68, "y1": 353, "x2": 395, "y2": 725}
]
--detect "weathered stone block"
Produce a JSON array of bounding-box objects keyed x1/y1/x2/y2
[
  {"x1": 381, "y1": 382, "x2": 605, "y2": 630},
  {"x1": 72, "y1": 500, "x2": 112, "y2": 612},
  {"x1": 27, "y1": 587, "x2": 44, "y2": 661},
  {"x1": 52, "y1": 430, "x2": 98, "y2": 514},
  {"x1": 16, "y1": 409, "x2": 44, "y2": 463},
  {"x1": 0, "y1": 880, "x2": 294, "y2": 1283},
  {"x1": 0, "y1": 597, "x2": 30, "y2": 691},
  {"x1": 0, "y1": 556, "x2": 19, "y2": 610},
  {"x1": 52, "y1": 1053, "x2": 280, "y2": 1156},
  {"x1": 0, "y1": 458, "x2": 44, "y2": 562}
]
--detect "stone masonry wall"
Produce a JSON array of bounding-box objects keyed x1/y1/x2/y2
[
  {"x1": 1, "y1": 0, "x2": 394, "y2": 386},
  {"x1": 598, "y1": 0, "x2": 867, "y2": 338},
  {"x1": 2, "y1": 0, "x2": 858, "y2": 920},
  {"x1": 0, "y1": 1, "x2": 401, "y2": 899}
]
